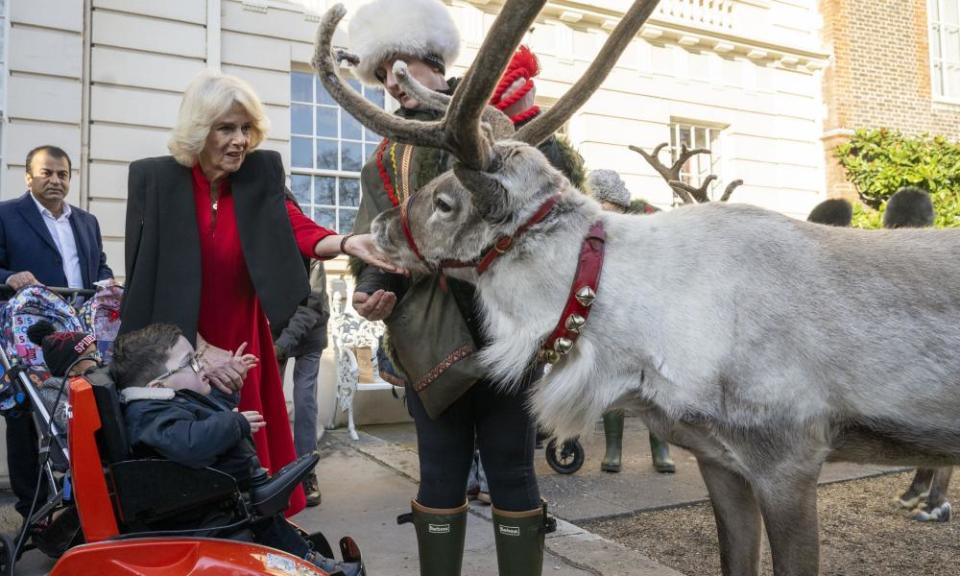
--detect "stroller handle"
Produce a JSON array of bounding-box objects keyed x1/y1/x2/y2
[{"x1": 0, "y1": 285, "x2": 96, "y2": 298}]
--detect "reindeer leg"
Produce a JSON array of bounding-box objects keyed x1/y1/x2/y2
[
  {"x1": 697, "y1": 459, "x2": 762, "y2": 576},
  {"x1": 753, "y1": 469, "x2": 821, "y2": 576},
  {"x1": 912, "y1": 466, "x2": 953, "y2": 523},
  {"x1": 897, "y1": 468, "x2": 934, "y2": 509}
]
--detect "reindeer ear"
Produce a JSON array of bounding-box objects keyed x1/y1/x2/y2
[{"x1": 454, "y1": 162, "x2": 510, "y2": 223}]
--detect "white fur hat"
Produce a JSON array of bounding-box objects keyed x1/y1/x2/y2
[
  {"x1": 348, "y1": 0, "x2": 461, "y2": 86},
  {"x1": 586, "y1": 170, "x2": 631, "y2": 209}
]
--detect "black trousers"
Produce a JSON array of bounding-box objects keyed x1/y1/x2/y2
[
  {"x1": 4, "y1": 411, "x2": 47, "y2": 517},
  {"x1": 407, "y1": 380, "x2": 540, "y2": 512}
]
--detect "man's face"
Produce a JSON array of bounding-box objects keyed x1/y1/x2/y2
[
  {"x1": 198, "y1": 103, "x2": 253, "y2": 178},
  {"x1": 155, "y1": 336, "x2": 210, "y2": 395},
  {"x1": 26, "y1": 151, "x2": 71, "y2": 210},
  {"x1": 377, "y1": 56, "x2": 447, "y2": 110}
]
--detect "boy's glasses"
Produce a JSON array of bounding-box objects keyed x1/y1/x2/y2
[{"x1": 151, "y1": 352, "x2": 202, "y2": 385}]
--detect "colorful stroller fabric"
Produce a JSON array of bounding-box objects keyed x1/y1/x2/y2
[
  {"x1": 0, "y1": 286, "x2": 84, "y2": 368},
  {"x1": 78, "y1": 284, "x2": 123, "y2": 363}
]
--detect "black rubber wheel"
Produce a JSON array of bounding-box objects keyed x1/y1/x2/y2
[
  {"x1": 545, "y1": 438, "x2": 584, "y2": 475},
  {"x1": 0, "y1": 532, "x2": 15, "y2": 576}
]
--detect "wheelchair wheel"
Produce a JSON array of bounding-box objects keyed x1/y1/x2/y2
[
  {"x1": 545, "y1": 438, "x2": 584, "y2": 475},
  {"x1": 0, "y1": 532, "x2": 14, "y2": 576}
]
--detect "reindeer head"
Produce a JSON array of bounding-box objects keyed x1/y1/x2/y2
[{"x1": 313, "y1": 0, "x2": 660, "y2": 273}]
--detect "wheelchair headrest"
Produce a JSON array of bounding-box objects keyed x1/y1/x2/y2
[{"x1": 84, "y1": 367, "x2": 130, "y2": 463}]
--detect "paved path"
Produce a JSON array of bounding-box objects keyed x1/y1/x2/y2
[{"x1": 3, "y1": 415, "x2": 903, "y2": 575}]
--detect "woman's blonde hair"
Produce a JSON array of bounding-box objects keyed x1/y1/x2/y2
[{"x1": 168, "y1": 71, "x2": 271, "y2": 167}]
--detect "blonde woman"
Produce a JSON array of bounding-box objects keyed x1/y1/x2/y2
[{"x1": 120, "y1": 71, "x2": 397, "y2": 515}]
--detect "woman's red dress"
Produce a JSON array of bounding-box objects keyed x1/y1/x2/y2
[{"x1": 192, "y1": 165, "x2": 333, "y2": 517}]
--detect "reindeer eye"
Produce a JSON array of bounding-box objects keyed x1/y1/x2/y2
[{"x1": 435, "y1": 197, "x2": 453, "y2": 213}]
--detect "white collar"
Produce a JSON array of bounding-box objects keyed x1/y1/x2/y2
[
  {"x1": 29, "y1": 192, "x2": 71, "y2": 220},
  {"x1": 119, "y1": 387, "x2": 176, "y2": 403}
]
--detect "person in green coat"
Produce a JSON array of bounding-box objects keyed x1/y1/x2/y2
[
  {"x1": 344, "y1": 2, "x2": 582, "y2": 574},
  {"x1": 585, "y1": 169, "x2": 675, "y2": 474}
]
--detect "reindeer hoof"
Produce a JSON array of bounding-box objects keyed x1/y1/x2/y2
[
  {"x1": 895, "y1": 490, "x2": 929, "y2": 509},
  {"x1": 910, "y1": 501, "x2": 951, "y2": 523}
]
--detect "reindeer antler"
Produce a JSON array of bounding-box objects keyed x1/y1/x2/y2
[
  {"x1": 515, "y1": 0, "x2": 661, "y2": 146},
  {"x1": 313, "y1": 1, "x2": 547, "y2": 171},
  {"x1": 632, "y1": 143, "x2": 741, "y2": 204}
]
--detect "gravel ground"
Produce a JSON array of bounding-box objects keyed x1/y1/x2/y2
[{"x1": 583, "y1": 471, "x2": 960, "y2": 576}]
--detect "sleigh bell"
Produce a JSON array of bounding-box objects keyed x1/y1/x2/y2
[
  {"x1": 575, "y1": 287, "x2": 596, "y2": 307},
  {"x1": 564, "y1": 313, "x2": 586, "y2": 333},
  {"x1": 553, "y1": 337, "x2": 573, "y2": 356}
]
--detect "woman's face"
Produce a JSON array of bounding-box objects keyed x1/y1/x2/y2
[
  {"x1": 376, "y1": 56, "x2": 447, "y2": 110},
  {"x1": 199, "y1": 103, "x2": 253, "y2": 177}
]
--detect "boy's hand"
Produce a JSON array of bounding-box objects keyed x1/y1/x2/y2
[{"x1": 242, "y1": 411, "x2": 266, "y2": 433}]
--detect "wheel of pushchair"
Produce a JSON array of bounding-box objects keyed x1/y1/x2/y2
[
  {"x1": 0, "y1": 532, "x2": 14, "y2": 576},
  {"x1": 545, "y1": 438, "x2": 585, "y2": 475}
]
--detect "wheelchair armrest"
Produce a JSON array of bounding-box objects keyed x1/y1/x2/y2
[
  {"x1": 249, "y1": 452, "x2": 320, "y2": 518},
  {"x1": 110, "y1": 459, "x2": 241, "y2": 527}
]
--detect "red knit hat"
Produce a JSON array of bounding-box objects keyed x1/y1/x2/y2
[
  {"x1": 490, "y1": 45, "x2": 541, "y2": 125},
  {"x1": 27, "y1": 320, "x2": 97, "y2": 377}
]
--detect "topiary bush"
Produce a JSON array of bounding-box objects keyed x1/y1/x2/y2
[{"x1": 835, "y1": 129, "x2": 960, "y2": 229}]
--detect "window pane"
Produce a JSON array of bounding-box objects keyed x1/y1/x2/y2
[
  {"x1": 365, "y1": 87, "x2": 385, "y2": 108},
  {"x1": 292, "y1": 72, "x2": 313, "y2": 102},
  {"x1": 341, "y1": 141, "x2": 363, "y2": 172},
  {"x1": 342, "y1": 112, "x2": 363, "y2": 140},
  {"x1": 292, "y1": 137, "x2": 312, "y2": 168},
  {"x1": 315, "y1": 207, "x2": 337, "y2": 231},
  {"x1": 365, "y1": 143, "x2": 379, "y2": 161},
  {"x1": 291, "y1": 104, "x2": 312, "y2": 135},
  {"x1": 316, "y1": 107, "x2": 338, "y2": 138},
  {"x1": 340, "y1": 178, "x2": 361, "y2": 207},
  {"x1": 348, "y1": 78, "x2": 362, "y2": 93},
  {"x1": 317, "y1": 77, "x2": 336, "y2": 106},
  {"x1": 317, "y1": 139, "x2": 339, "y2": 170},
  {"x1": 340, "y1": 208, "x2": 359, "y2": 234},
  {"x1": 291, "y1": 174, "x2": 312, "y2": 204},
  {"x1": 315, "y1": 176, "x2": 336, "y2": 205}
]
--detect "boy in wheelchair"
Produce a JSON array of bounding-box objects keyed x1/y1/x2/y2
[{"x1": 110, "y1": 323, "x2": 364, "y2": 576}]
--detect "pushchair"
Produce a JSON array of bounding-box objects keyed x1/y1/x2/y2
[
  {"x1": 49, "y1": 367, "x2": 357, "y2": 574},
  {"x1": 0, "y1": 284, "x2": 121, "y2": 571}
]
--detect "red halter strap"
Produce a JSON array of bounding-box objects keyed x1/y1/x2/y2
[
  {"x1": 539, "y1": 220, "x2": 606, "y2": 364},
  {"x1": 438, "y1": 194, "x2": 562, "y2": 275},
  {"x1": 399, "y1": 194, "x2": 427, "y2": 265}
]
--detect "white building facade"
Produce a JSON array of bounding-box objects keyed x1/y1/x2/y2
[{"x1": 0, "y1": 0, "x2": 831, "y2": 477}]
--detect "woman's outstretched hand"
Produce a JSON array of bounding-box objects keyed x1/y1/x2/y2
[
  {"x1": 343, "y1": 233, "x2": 406, "y2": 275},
  {"x1": 203, "y1": 342, "x2": 258, "y2": 395}
]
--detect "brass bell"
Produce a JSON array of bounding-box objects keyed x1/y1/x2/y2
[
  {"x1": 575, "y1": 287, "x2": 596, "y2": 307},
  {"x1": 553, "y1": 337, "x2": 573, "y2": 355},
  {"x1": 564, "y1": 313, "x2": 586, "y2": 333},
  {"x1": 542, "y1": 349, "x2": 560, "y2": 364}
]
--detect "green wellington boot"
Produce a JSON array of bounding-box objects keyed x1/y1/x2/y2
[
  {"x1": 601, "y1": 410, "x2": 624, "y2": 473},
  {"x1": 411, "y1": 500, "x2": 468, "y2": 576},
  {"x1": 492, "y1": 505, "x2": 546, "y2": 576},
  {"x1": 649, "y1": 433, "x2": 676, "y2": 473}
]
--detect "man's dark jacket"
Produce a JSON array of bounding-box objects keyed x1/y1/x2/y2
[
  {"x1": 122, "y1": 386, "x2": 261, "y2": 482},
  {"x1": 120, "y1": 150, "x2": 309, "y2": 344},
  {"x1": 0, "y1": 192, "x2": 113, "y2": 287}
]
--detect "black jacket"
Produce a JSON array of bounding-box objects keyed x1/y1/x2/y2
[
  {"x1": 121, "y1": 386, "x2": 261, "y2": 482},
  {"x1": 273, "y1": 262, "x2": 329, "y2": 360},
  {"x1": 120, "y1": 150, "x2": 309, "y2": 344}
]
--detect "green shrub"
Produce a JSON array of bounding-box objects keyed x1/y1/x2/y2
[{"x1": 835, "y1": 129, "x2": 960, "y2": 229}]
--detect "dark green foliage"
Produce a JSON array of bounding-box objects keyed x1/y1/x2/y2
[{"x1": 835, "y1": 129, "x2": 960, "y2": 229}]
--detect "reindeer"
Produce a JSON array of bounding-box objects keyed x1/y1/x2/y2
[{"x1": 313, "y1": 2, "x2": 960, "y2": 575}]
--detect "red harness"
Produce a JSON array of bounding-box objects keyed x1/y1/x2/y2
[
  {"x1": 539, "y1": 220, "x2": 606, "y2": 364},
  {"x1": 399, "y1": 194, "x2": 606, "y2": 364}
]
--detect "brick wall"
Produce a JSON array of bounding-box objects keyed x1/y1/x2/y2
[{"x1": 820, "y1": 0, "x2": 960, "y2": 199}]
